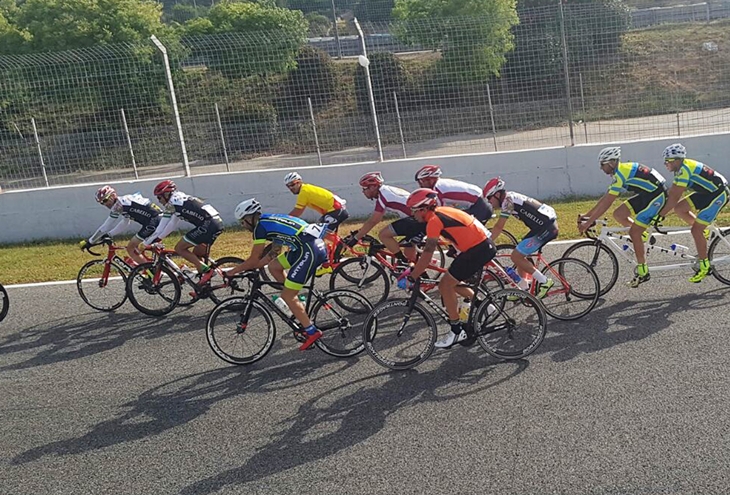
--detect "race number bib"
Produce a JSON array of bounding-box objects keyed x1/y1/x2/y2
[{"x1": 303, "y1": 223, "x2": 327, "y2": 239}]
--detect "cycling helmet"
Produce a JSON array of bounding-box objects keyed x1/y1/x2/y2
[
  {"x1": 663, "y1": 143, "x2": 686, "y2": 160},
  {"x1": 597, "y1": 146, "x2": 621, "y2": 164},
  {"x1": 234, "y1": 198, "x2": 262, "y2": 220},
  {"x1": 284, "y1": 172, "x2": 302, "y2": 185},
  {"x1": 359, "y1": 171, "x2": 384, "y2": 188},
  {"x1": 406, "y1": 188, "x2": 439, "y2": 210},
  {"x1": 153, "y1": 180, "x2": 177, "y2": 196},
  {"x1": 482, "y1": 177, "x2": 505, "y2": 198},
  {"x1": 414, "y1": 165, "x2": 442, "y2": 181},
  {"x1": 95, "y1": 185, "x2": 116, "y2": 203}
]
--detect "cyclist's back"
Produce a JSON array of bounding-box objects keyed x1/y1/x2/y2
[{"x1": 426, "y1": 206, "x2": 490, "y2": 253}]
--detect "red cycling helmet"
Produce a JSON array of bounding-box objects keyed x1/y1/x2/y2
[
  {"x1": 415, "y1": 165, "x2": 442, "y2": 181},
  {"x1": 359, "y1": 171, "x2": 384, "y2": 188},
  {"x1": 407, "y1": 188, "x2": 439, "y2": 210},
  {"x1": 153, "y1": 180, "x2": 177, "y2": 197},
  {"x1": 95, "y1": 185, "x2": 116, "y2": 203},
  {"x1": 482, "y1": 177, "x2": 505, "y2": 198}
]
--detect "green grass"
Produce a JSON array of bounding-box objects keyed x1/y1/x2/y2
[{"x1": 4, "y1": 195, "x2": 729, "y2": 285}]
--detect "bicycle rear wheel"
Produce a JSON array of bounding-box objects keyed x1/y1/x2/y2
[
  {"x1": 363, "y1": 299, "x2": 437, "y2": 370},
  {"x1": 0, "y1": 283, "x2": 8, "y2": 323},
  {"x1": 561, "y1": 240, "x2": 618, "y2": 296},
  {"x1": 543, "y1": 257, "x2": 600, "y2": 321},
  {"x1": 708, "y1": 230, "x2": 730, "y2": 285},
  {"x1": 473, "y1": 289, "x2": 547, "y2": 360},
  {"x1": 329, "y1": 257, "x2": 391, "y2": 307},
  {"x1": 126, "y1": 263, "x2": 181, "y2": 316},
  {"x1": 76, "y1": 259, "x2": 128, "y2": 311},
  {"x1": 312, "y1": 289, "x2": 372, "y2": 358},
  {"x1": 208, "y1": 256, "x2": 246, "y2": 304},
  {"x1": 206, "y1": 297, "x2": 276, "y2": 365}
]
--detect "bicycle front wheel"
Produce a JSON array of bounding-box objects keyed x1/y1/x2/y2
[
  {"x1": 206, "y1": 297, "x2": 275, "y2": 365},
  {"x1": 126, "y1": 263, "x2": 181, "y2": 316},
  {"x1": 363, "y1": 299, "x2": 438, "y2": 370},
  {"x1": 0, "y1": 283, "x2": 8, "y2": 322},
  {"x1": 312, "y1": 289, "x2": 373, "y2": 358},
  {"x1": 543, "y1": 257, "x2": 600, "y2": 321},
  {"x1": 709, "y1": 230, "x2": 730, "y2": 285},
  {"x1": 329, "y1": 257, "x2": 391, "y2": 307},
  {"x1": 473, "y1": 289, "x2": 547, "y2": 360},
  {"x1": 561, "y1": 240, "x2": 618, "y2": 296},
  {"x1": 76, "y1": 259, "x2": 128, "y2": 312}
]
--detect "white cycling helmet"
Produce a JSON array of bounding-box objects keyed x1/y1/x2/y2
[
  {"x1": 234, "y1": 198, "x2": 262, "y2": 220},
  {"x1": 663, "y1": 143, "x2": 686, "y2": 160},
  {"x1": 597, "y1": 146, "x2": 621, "y2": 164},
  {"x1": 284, "y1": 172, "x2": 302, "y2": 185}
]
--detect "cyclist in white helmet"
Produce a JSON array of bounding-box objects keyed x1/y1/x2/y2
[
  {"x1": 658, "y1": 143, "x2": 729, "y2": 283},
  {"x1": 284, "y1": 172, "x2": 349, "y2": 232}
]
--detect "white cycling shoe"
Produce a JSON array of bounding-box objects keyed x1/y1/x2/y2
[{"x1": 435, "y1": 329, "x2": 469, "y2": 349}]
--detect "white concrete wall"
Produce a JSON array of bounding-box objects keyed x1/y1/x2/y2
[{"x1": 1, "y1": 133, "x2": 729, "y2": 244}]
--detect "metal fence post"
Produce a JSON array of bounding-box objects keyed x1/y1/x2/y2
[
  {"x1": 578, "y1": 73, "x2": 588, "y2": 143},
  {"x1": 150, "y1": 35, "x2": 190, "y2": 177},
  {"x1": 393, "y1": 92, "x2": 407, "y2": 158},
  {"x1": 120, "y1": 109, "x2": 139, "y2": 180},
  {"x1": 331, "y1": 0, "x2": 342, "y2": 59},
  {"x1": 308, "y1": 97, "x2": 323, "y2": 166},
  {"x1": 486, "y1": 83, "x2": 498, "y2": 152},
  {"x1": 354, "y1": 18, "x2": 384, "y2": 162},
  {"x1": 214, "y1": 103, "x2": 230, "y2": 172},
  {"x1": 559, "y1": 0, "x2": 576, "y2": 146},
  {"x1": 31, "y1": 118, "x2": 49, "y2": 187}
]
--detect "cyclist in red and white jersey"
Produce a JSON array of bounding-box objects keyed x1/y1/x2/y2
[{"x1": 415, "y1": 165, "x2": 493, "y2": 223}]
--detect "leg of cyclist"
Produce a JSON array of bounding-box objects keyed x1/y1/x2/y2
[
  {"x1": 126, "y1": 237, "x2": 147, "y2": 266},
  {"x1": 511, "y1": 222, "x2": 558, "y2": 298},
  {"x1": 379, "y1": 218, "x2": 423, "y2": 265},
  {"x1": 177, "y1": 219, "x2": 223, "y2": 285},
  {"x1": 618, "y1": 192, "x2": 665, "y2": 287},
  {"x1": 684, "y1": 190, "x2": 728, "y2": 282}
]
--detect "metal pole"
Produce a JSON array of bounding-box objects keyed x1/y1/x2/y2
[
  {"x1": 214, "y1": 103, "x2": 230, "y2": 172},
  {"x1": 120, "y1": 109, "x2": 139, "y2": 180},
  {"x1": 31, "y1": 118, "x2": 49, "y2": 188},
  {"x1": 151, "y1": 35, "x2": 190, "y2": 177},
  {"x1": 677, "y1": 112, "x2": 681, "y2": 137},
  {"x1": 308, "y1": 97, "x2": 323, "y2": 166},
  {"x1": 486, "y1": 83, "x2": 498, "y2": 152},
  {"x1": 331, "y1": 0, "x2": 342, "y2": 59},
  {"x1": 578, "y1": 73, "x2": 588, "y2": 143},
  {"x1": 559, "y1": 0, "x2": 576, "y2": 146},
  {"x1": 393, "y1": 92, "x2": 407, "y2": 158},
  {"x1": 354, "y1": 18, "x2": 384, "y2": 162}
]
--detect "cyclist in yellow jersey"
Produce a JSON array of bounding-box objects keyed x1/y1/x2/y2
[{"x1": 284, "y1": 172, "x2": 349, "y2": 232}]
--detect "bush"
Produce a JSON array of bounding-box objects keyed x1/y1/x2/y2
[
  {"x1": 278, "y1": 45, "x2": 339, "y2": 118},
  {"x1": 220, "y1": 101, "x2": 280, "y2": 154},
  {"x1": 306, "y1": 12, "x2": 332, "y2": 37},
  {"x1": 354, "y1": 51, "x2": 409, "y2": 115}
]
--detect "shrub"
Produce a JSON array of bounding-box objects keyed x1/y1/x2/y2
[{"x1": 354, "y1": 51, "x2": 409, "y2": 114}]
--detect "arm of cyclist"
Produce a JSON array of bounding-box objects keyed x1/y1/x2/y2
[
  {"x1": 142, "y1": 214, "x2": 179, "y2": 248},
  {"x1": 288, "y1": 206, "x2": 305, "y2": 217},
  {"x1": 489, "y1": 216, "x2": 508, "y2": 243},
  {"x1": 349, "y1": 210, "x2": 385, "y2": 245},
  {"x1": 579, "y1": 193, "x2": 616, "y2": 233},
  {"x1": 85, "y1": 213, "x2": 124, "y2": 246},
  {"x1": 225, "y1": 242, "x2": 279, "y2": 277},
  {"x1": 409, "y1": 237, "x2": 438, "y2": 280},
  {"x1": 659, "y1": 184, "x2": 686, "y2": 218},
  {"x1": 107, "y1": 217, "x2": 133, "y2": 239}
]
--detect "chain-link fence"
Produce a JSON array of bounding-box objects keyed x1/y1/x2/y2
[{"x1": 2, "y1": 3, "x2": 730, "y2": 191}]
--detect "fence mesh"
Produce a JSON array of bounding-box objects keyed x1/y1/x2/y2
[{"x1": 2, "y1": 2, "x2": 730, "y2": 191}]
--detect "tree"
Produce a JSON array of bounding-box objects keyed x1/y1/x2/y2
[{"x1": 354, "y1": 0, "x2": 395, "y2": 22}]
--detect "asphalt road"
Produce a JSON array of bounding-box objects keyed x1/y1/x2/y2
[{"x1": 2, "y1": 238, "x2": 730, "y2": 494}]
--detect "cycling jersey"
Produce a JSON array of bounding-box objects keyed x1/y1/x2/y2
[
  {"x1": 425, "y1": 206, "x2": 490, "y2": 253},
  {"x1": 145, "y1": 191, "x2": 222, "y2": 245},
  {"x1": 609, "y1": 162, "x2": 666, "y2": 197},
  {"x1": 673, "y1": 158, "x2": 727, "y2": 194},
  {"x1": 253, "y1": 214, "x2": 327, "y2": 250},
  {"x1": 374, "y1": 185, "x2": 410, "y2": 218},
  {"x1": 433, "y1": 178, "x2": 482, "y2": 208},
  {"x1": 498, "y1": 191, "x2": 557, "y2": 232},
  {"x1": 164, "y1": 191, "x2": 221, "y2": 226},
  {"x1": 89, "y1": 193, "x2": 162, "y2": 243},
  {"x1": 294, "y1": 183, "x2": 346, "y2": 215}
]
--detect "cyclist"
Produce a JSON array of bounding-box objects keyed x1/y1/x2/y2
[
  {"x1": 658, "y1": 143, "x2": 729, "y2": 283},
  {"x1": 79, "y1": 186, "x2": 161, "y2": 266},
  {"x1": 483, "y1": 178, "x2": 558, "y2": 297},
  {"x1": 343, "y1": 171, "x2": 419, "y2": 265},
  {"x1": 285, "y1": 172, "x2": 349, "y2": 232},
  {"x1": 142, "y1": 180, "x2": 224, "y2": 285},
  {"x1": 578, "y1": 147, "x2": 667, "y2": 287},
  {"x1": 225, "y1": 199, "x2": 328, "y2": 351},
  {"x1": 399, "y1": 188, "x2": 496, "y2": 349},
  {"x1": 414, "y1": 165, "x2": 493, "y2": 224}
]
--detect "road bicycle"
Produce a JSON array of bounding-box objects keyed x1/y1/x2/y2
[
  {"x1": 362, "y1": 270, "x2": 548, "y2": 370},
  {"x1": 562, "y1": 218, "x2": 730, "y2": 295},
  {"x1": 0, "y1": 282, "x2": 8, "y2": 323},
  {"x1": 206, "y1": 270, "x2": 373, "y2": 365},
  {"x1": 125, "y1": 245, "x2": 244, "y2": 316}
]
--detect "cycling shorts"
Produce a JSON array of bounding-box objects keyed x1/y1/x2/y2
[
  {"x1": 318, "y1": 208, "x2": 349, "y2": 232},
  {"x1": 388, "y1": 217, "x2": 426, "y2": 243},
  {"x1": 687, "y1": 187, "x2": 729, "y2": 225},
  {"x1": 516, "y1": 221, "x2": 559, "y2": 256},
  {"x1": 464, "y1": 197, "x2": 494, "y2": 224},
  {"x1": 134, "y1": 216, "x2": 160, "y2": 241},
  {"x1": 183, "y1": 217, "x2": 224, "y2": 246},
  {"x1": 448, "y1": 239, "x2": 496, "y2": 282},
  {"x1": 626, "y1": 190, "x2": 666, "y2": 228},
  {"x1": 277, "y1": 237, "x2": 327, "y2": 290}
]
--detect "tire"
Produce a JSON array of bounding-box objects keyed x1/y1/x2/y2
[
  {"x1": 208, "y1": 256, "x2": 246, "y2": 304},
  {"x1": 0, "y1": 283, "x2": 8, "y2": 323},
  {"x1": 544, "y1": 257, "x2": 600, "y2": 321},
  {"x1": 126, "y1": 262, "x2": 181, "y2": 316},
  {"x1": 561, "y1": 240, "x2": 619, "y2": 296},
  {"x1": 76, "y1": 259, "x2": 128, "y2": 312},
  {"x1": 709, "y1": 229, "x2": 730, "y2": 285},
  {"x1": 329, "y1": 257, "x2": 391, "y2": 307},
  {"x1": 312, "y1": 289, "x2": 373, "y2": 358},
  {"x1": 494, "y1": 229, "x2": 518, "y2": 246},
  {"x1": 473, "y1": 288, "x2": 547, "y2": 360},
  {"x1": 363, "y1": 299, "x2": 438, "y2": 370},
  {"x1": 206, "y1": 296, "x2": 276, "y2": 365}
]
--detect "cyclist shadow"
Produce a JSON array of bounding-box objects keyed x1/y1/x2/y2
[
  {"x1": 177, "y1": 351, "x2": 529, "y2": 494},
  {"x1": 540, "y1": 288, "x2": 729, "y2": 363}
]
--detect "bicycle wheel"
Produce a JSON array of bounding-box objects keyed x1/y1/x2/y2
[
  {"x1": 473, "y1": 289, "x2": 547, "y2": 360},
  {"x1": 494, "y1": 229, "x2": 518, "y2": 246},
  {"x1": 329, "y1": 257, "x2": 391, "y2": 307},
  {"x1": 543, "y1": 257, "x2": 600, "y2": 320},
  {"x1": 0, "y1": 283, "x2": 8, "y2": 323},
  {"x1": 208, "y1": 256, "x2": 246, "y2": 304},
  {"x1": 311, "y1": 289, "x2": 373, "y2": 358},
  {"x1": 126, "y1": 262, "x2": 181, "y2": 316},
  {"x1": 76, "y1": 259, "x2": 128, "y2": 312},
  {"x1": 363, "y1": 299, "x2": 438, "y2": 370},
  {"x1": 561, "y1": 240, "x2": 619, "y2": 296},
  {"x1": 709, "y1": 230, "x2": 730, "y2": 285},
  {"x1": 206, "y1": 296, "x2": 275, "y2": 365}
]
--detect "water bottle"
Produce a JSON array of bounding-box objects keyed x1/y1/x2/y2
[
  {"x1": 670, "y1": 243, "x2": 689, "y2": 252},
  {"x1": 505, "y1": 267, "x2": 521, "y2": 283},
  {"x1": 272, "y1": 295, "x2": 292, "y2": 317},
  {"x1": 458, "y1": 300, "x2": 471, "y2": 322}
]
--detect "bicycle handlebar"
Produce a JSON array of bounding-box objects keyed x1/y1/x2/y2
[{"x1": 85, "y1": 235, "x2": 114, "y2": 256}]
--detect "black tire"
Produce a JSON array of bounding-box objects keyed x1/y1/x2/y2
[
  {"x1": 473, "y1": 289, "x2": 547, "y2": 360},
  {"x1": 76, "y1": 259, "x2": 128, "y2": 312},
  {"x1": 206, "y1": 296, "x2": 276, "y2": 365},
  {"x1": 0, "y1": 283, "x2": 8, "y2": 323},
  {"x1": 126, "y1": 262, "x2": 181, "y2": 316},
  {"x1": 363, "y1": 299, "x2": 438, "y2": 370},
  {"x1": 329, "y1": 257, "x2": 391, "y2": 307},
  {"x1": 709, "y1": 229, "x2": 730, "y2": 285},
  {"x1": 561, "y1": 240, "x2": 618, "y2": 296},
  {"x1": 311, "y1": 289, "x2": 373, "y2": 358},
  {"x1": 494, "y1": 229, "x2": 518, "y2": 246},
  {"x1": 208, "y1": 256, "x2": 246, "y2": 304},
  {"x1": 544, "y1": 257, "x2": 600, "y2": 320}
]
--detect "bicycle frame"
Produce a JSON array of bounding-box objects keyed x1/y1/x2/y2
[
  {"x1": 489, "y1": 252, "x2": 572, "y2": 299},
  {"x1": 151, "y1": 247, "x2": 231, "y2": 296}
]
